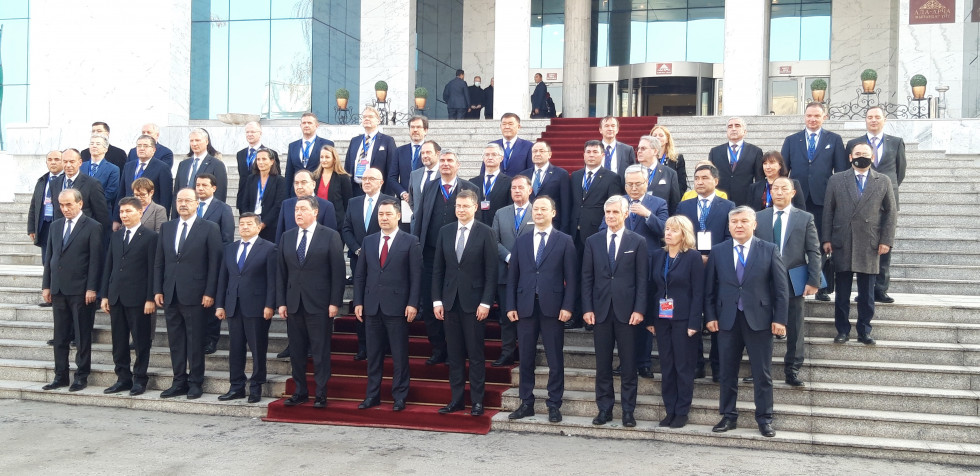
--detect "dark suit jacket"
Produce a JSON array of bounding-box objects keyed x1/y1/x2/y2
[
  {"x1": 676, "y1": 195, "x2": 735, "y2": 253},
  {"x1": 313, "y1": 172, "x2": 353, "y2": 219},
  {"x1": 414, "y1": 178, "x2": 480, "y2": 250},
  {"x1": 483, "y1": 85, "x2": 494, "y2": 118},
  {"x1": 531, "y1": 82, "x2": 547, "y2": 113},
  {"x1": 389, "y1": 143, "x2": 422, "y2": 197},
  {"x1": 235, "y1": 145, "x2": 281, "y2": 185},
  {"x1": 782, "y1": 129, "x2": 848, "y2": 206},
  {"x1": 664, "y1": 153, "x2": 689, "y2": 195},
  {"x1": 342, "y1": 193, "x2": 394, "y2": 257},
  {"x1": 705, "y1": 237, "x2": 789, "y2": 331},
  {"x1": 344, "y1": 132, "x2": 397, "y2": 195},
  {"x1": 28, "y1": 172, "x2": 61, "y2": 245},
  {"x1": 821, "y1": 168, "x2": 897, "y2": 275},
  {"x1": 470, "y1": 172, "x2": 513, "y2": 225},
  {"x1": 173, "y1": 155, "x2": 228, "y2": 209},
  {"x1": 846, "y1": 134, "x2": 906, "y2": 208},
  {"x1": 100, "y1": 225, "x2": 157, "y2": 307},
  {"x1": 120, "y1": 158, "x2": 174, "y2": 217},
  {"x1": 127, "y1": 143, "x2": 175, "y2": 168},
  {"x1": 353, "y1": 231, "x2": 423, "y2": 316},
  {"x1": 79, "y1": 160, "x2": 120, "y2": 211},
  {"x1": 600, "y1": 194, "x2": 667, "y2": 258},
  {"x1": 51, "y1": 174, "x2": 112, "y2": 234},
  {"x1": 603, "y1": 141, "x2": 637, "y2": 177},
  {"x1": 442, "y1": 77, "x2": 470, "y2": 109},
  {"x1": 756, "y1": 207, "x2": 821, "y2": 291},
  {"x1": 285, "y1": 136, "x2": 333, "y2": 194},
  {"x1": 646, "y1": 248, "x2": 704, "y2": 329},
  {"x1": 81, "y1": 145, "x2": 127, "y2": 174},
  {"x1": 506, "y1": 229, "x2": 578, "y2": 317},
  {"x1": 43, "y1": 214, "x2": 103, "y2": 295},
  {"x1": 408, "y1": 166, "x2": 438, "y2": 230},
  {"x1": 747, "y1": 178, "x2": 806, "y2": 212},
  {"x1": 431, "y1": 221, "x2": 498, "y2": 313},
  {"x1": 201, "y1": 198, "x2": 235, "y2": 244},
  {"x1": 215, "y1": 238, "x2": 277, "y2": 317},
  {"x1": 489, "y1": 138, "x2": 534, "y2": 177},
  {"x1": 276, "y1": 197, "x2": 338, "y2": 244},
  {"x1": 581, "y1": 228, "x2": 648, "y2": 324},
  {"x1": 491, "y1": 203, "x2": 536, "y2": 283},
  {"x1": 276, "y1": 225, "x2": 346, "y2": 313},
  {"x1": 569, "y1": 167, "x2": 625, "y2": 242},
  {"x1": 708, "y1": 142, "x2": 764, "y2": 206},
  {"x1": 521, "y1": 164, "x2": 571, "y2": 231},
  {"x1": 645, "y1": 163, "x2": 681, "y2": 214},
  {"x1": 154, "y1": 218, "x2": 223, "y2": 306},
  {"x1": 238, "y1": 174, "x2": 288, "y2": 242}
]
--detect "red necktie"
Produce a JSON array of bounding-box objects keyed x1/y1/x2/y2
[{"x1": 380, "y1": 235, "x2": 390, "y2": 267}]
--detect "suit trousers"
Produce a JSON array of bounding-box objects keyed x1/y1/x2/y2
[
  {"x1": 37, "y1": 218, "x2": 51, "y2": 264},
  {"x1": 51, "y1": 293, "x2": 95, "y2": 383},
  {"x1": 286, "y1": 305, "x2": 333, "y2": 398},
  {"x1": 517, "y1": 297, "x2": 565, "y2": 408},
  {"x1": 593, "y1": 308, "x2": 638, "y2": 413},
  {"x1": 444, "y1": 302, "x2": 486, "y2": 405},
  {"x1": 696, "y1": 332, "x2": 720, "y2": 377},
  {"x1": 227, "y1": 308, "x2": 272, "y2": 393},
  {"x1": 448, "y1": 108, "x2": 467, "y2": 120},
  {"x1": 653, "y1": 318, "x2": 698, "y2": 416},
  {"x1": 421, "y1": 247, "x2": 447, "y2": 358},
  {"x1": 164, "y1": 302, "x2": 208, "y2": 387},
  {"x1": 364, "y1": 312, "x2": 410, "y2": 402},
  {"x1": 718, "y1": 310, "x2": 774, "y2": 425},
  {"x1": 108, "y1": 304, "x2": 152, "y2": 386},
  {"x1": 806, "y1": 196, "x2": 834, "y2": 293},
  {"x1": 834, "y1": 271, "x2": 875, "y2": 337},
  {"x1": 784, "y1": 295, "x2": 806, "y2": 376},
  {"x1": 635, "y1": 325, "x2": 654, "y2": 370},
  {"x1": 496, "y1": 284, "x2": 517, "y2": 360},
  {"x1": 349, "y1": 255, "x2": 368, "y2": 354},
  {"x1": 206, "y1": 311, "x2": 222, "y2": 346},
  {"x1": 875, "y1": 250, "x2": 892, "y2": 295}
]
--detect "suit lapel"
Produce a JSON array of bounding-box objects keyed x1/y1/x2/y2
[
  {"x1": 62, "y1": 215, "x2": 85, "y2": 250},
  {"x1": 741, "y1": 237, "x2": 761, "y2": 279}
]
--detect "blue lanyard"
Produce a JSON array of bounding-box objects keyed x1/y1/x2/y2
[
  {"x1": 659, "y1": 154, "x2": 669, "y2": 166},
  {"x1": 514, "y1": 206, "x2": 527, "y2": 231},
  {"x1": 736, "y1": 246, "x2": 747, "y2": 267},
  {"x1": 604, "y1": 145, "x2": 615, "y2": 165},
  {"x1": 362, "y1": 134, "x2": 375, "y2": 156},
  {"x1": 764, "y1": 182, "x2": 772, "y2": 208},
  {"x1": 257, "y1": 176, "x2": 267, "y2": 202},
  {"x1": 484, "y1": 174, "x2": 497, "y2": 197},
  {"x1": 440, "y1": 181, "x2": 454, "y2": 201}
]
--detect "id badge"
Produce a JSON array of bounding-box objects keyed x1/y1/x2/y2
[
  {"x1": 697, "y1": 231, "x2": 712, "y2": 251},
  {"x1": 481, "y1": 200, "x2": 491, "y2": 210},
  {"x1": 659, "y1": 298, "x2": 674, "y2": 319}
]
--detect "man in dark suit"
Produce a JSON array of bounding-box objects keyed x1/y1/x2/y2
[
  {"x1": 442, "y1": 69, "x2": 470, "y2": 119},
  {"x1": 823, "y1": 143, "x2": 897, "y2": 346},
  {"x1": 708, "y1": 117, "x2": 764, "y2": 206},
  {"x1": 126, "y1": 123, "x2": 174, "y2": 167},
  {"x1": 755, "y1": 178, "x2": 821, "y2": 387},
  {"x1": 431, "y1": 190, "x2": 497, "y2": 416},
  {"x1": 285, "y1": 113, "x2": 333, "y2": 196},
  {"x1": 413, "y1": 149, "x2": 480, "y2": 365},
  {"x1": 407, "y1": 140, "x2": 441, "y2": 234},
  {"x1": 483, "y1": 78, "x2": 494, "y2": 119},
  {"x1": 598, "y1": 116, "x2": 637, "y2": 177},
  {"x1": 530, "y1": 73, "x2": 548, "y2": 118},
  {"x1": 277, "y1": 196, "x2": 346, "y2": 409},
  {"x1": 505, "y1": 195, "x2": 577, "y2": 423},
  {"x1": 390, "y1": 116, "x2": 428, "y2": 202},
  {"x1": 581, "y1": 195, "x2": 648, "y2": 427},
  {"x1": 470, "y1": 143, "x2": 513, "y2": 225},
  {"x1": 705, "y1": 206, "x2": 789, "y2": 438},
  {"x1": 490, "y1": 175, "x2": 536, "y2": 367},
  {"x1": 345, "y1": 106, "x2": 397, "y2": 197},
  {"x1": 635, "y1": 135, "x2": 681, "y2": 214},
  {"x1": 51, "y1": 149, "x2": 112, "y2": 239},
  {"x1": 521, "y1": 141, "x2": 571, "y2": 231},
  {"x1": 236, "y1": 122, "x2": 281, "y2": 198},
  {"x1": 489, "y1": 113, "x2": 534, "y2": 177},
  {"x1": 100, "y1": 197, "x2": 157, "y2": 396},
  {"x1": 120, "y1": 135, "x2": 174, "y2": 219},
  {"x1": 81, "y1": 135, "x2": 121, "y2": 214},
  {"x1": 215, "y1": 213, "x2": 277, "y2": 403},
  {"x1": 153, "y1": 188, "x2": 224, "y2": 400},
  {"x1": 353, "y1": 199, "x2": 422, "y2": 411},
  {"x1": 174, "y1": 129, "x2": 228, "y2": 210},
  {"x1": 845, "y1": 106, "x2": 906, "y2": 303},
  {"x1": 342, "y1": 168, "x2": 394, "y2": 360},
  {"x1": 28, "y1": 151, "x2": 64, "y2": 266},
  {"x1": 276, "y1": 169, "x2": 338, "y2": 243},
  {"x1": 466, "y1": 76, "x2": 486, "y2": 119},
  {"x1": 81, "y1": 122, "x2": 127, "y2": 172},
  {"x1": 41, "y1": 189, "x2": 103, "y2": 392},
  {"x1": 195, "y1": 174, "x2": 235, "y2": 245}
]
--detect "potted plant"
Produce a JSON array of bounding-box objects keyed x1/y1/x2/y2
[
  {"x1": 336, "y1": 88, "x2": 349, "y2": 110},
  {"x1": 861, "y1": 69, "x2": 877, "y2": 93},
  {"x1": 375, "y1": 81, "x2": 388, "y2": 102},
  {"x1": 910, "y1": 74, "x2": 928, "y2": 99},
  {"x1": 810, "y1": 78, "x2": 828, "y2": 103},
  {"x1": 414, "y1": 87, "x2": 428, "y2": 110}
]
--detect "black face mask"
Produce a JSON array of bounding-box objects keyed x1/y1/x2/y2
[{"x1": 851, "y1": 156, "x2": 873, "y2": 169}]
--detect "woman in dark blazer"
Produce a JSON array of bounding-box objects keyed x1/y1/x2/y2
[
  {"x1": 651, "y1": 125, "x2": 688, "y2": 195},
  {"x1": 239, "y1": 149, "x2": 288, "y2": 242},
  {"x1": 646, "y1": 215, "x2": 704, "y2": 429},
  {"x1": 313, "y1": 145, "x2": 353, "y2": 219},
  {"x1": 749, "y1": 150, "x2": 806, "y2": 211}
]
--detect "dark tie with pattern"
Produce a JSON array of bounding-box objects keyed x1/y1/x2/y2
[
  {"x1": 535, "y1": 232, "x2": 547, "y2": 268},
  {"x1": 735, "y1": 244, "x2": 746, "y2": 310},
  {"x1": 297, "y1": 229, "x2": 308, "y2": 264},
  {"x1": 608, "y1": 233, "x2": 617, "y2": 271},
  {"x1": 178, "y1": 222, "x2": 188, "y2": 254},
  {"x1": 238, "y1": 241, "x2": 249, "y2": 271},
  {"x1": 380, "y1": 236, "x2": 390, "y2": 267}
]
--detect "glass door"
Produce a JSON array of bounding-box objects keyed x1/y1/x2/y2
[{"x1": 770, "y1": 78, "x2": 800, "y2": 115}]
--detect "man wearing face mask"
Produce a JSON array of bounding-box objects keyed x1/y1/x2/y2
[
  {"x1": 821, "y1": 143, "x2": 896, "y2": 347},
  {"x1": 466, "y1": 76, "x2": 485, "y2": 119}
]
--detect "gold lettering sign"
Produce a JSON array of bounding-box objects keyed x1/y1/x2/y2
[{"x1": 910, "y1": 0, "x2": 955, "y2": 24}]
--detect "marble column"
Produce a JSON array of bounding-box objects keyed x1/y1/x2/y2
[
  {"x1": 492, "y1": 0, "x2": 532, "y2": 120},
  {"x1": 461, "y1": 1, "x2": 495, "y2": 87},
  {"x1": 360, "y1": 0, "x2": 414, "y2": 114},
  {"x1": 562, "y1": 0, "x2": 591, "y2": 118},
  {"x1": 721, "y1": 0, "x2": 769, "y2": 115},
  {"x1": 829, "y1": 0, "x2": 899, "y2": 108}
]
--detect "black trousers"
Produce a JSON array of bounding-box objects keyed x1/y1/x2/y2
[
  {"x1": 496, "y1": 284, "x2": 517, "y2": 360},
  {"x1": 444, "y1": 302, "x2": 486, "y2": 405},
  {"x1": 448, "y1": 108, "x2": 467, "y2": 119},
  {"x1": 875, "y1": 250, "x2": 892, "y2": 295},
  {"x1": 51, "y1": 293, "x2": 95, "y2": 383},
  {"x1": 718, "y1": 310, "x2": 774, "y2": 425},
  {"x1": 834, "y1": 271, "x2": 876, "y2": 337},
  {"x1": 654, "y1": 318, "x2": 698, "y2": 417},
  {"x1": 517, "y1": 297, "x2": 565, "y2": 408},
  {"x1": 227, "y1": 309, "x2": 271, "y2": 394},
  {"x1": 287, "y1": 305, "x2": 333, "y2": 398},
  {"x1": 206, "y1": 312, "x2": 222, "y2": 346},
  {"x1": 164, "y1": 301, "x2": 208, "y2": 387},
  {"x1": 349, "y1": 255, "x2": 368, "y2": 354},
  {"x1": 365, "y1": 312, "x2": 410, "y2": 402},
  {"x1": 37, "y1": 218, "x2": 51, "y2": 264},
  {"x1": 807, "y1": 197, "x2": 834, "y2": 293},
  {"x1": 696, "y1": 332, "x2": 720, "y2": 377},
  {"x1": 108, "y1": 304, "x2": 152, "y2": 386},
  {"x1": 421, "y1": 247, "x2": 446, "y2": 358},
  {"x1": 593, "y1": 310, "x2": 638, "y2": 413},
  {"x1": 784, "y1": 295, "x2": 806, "y2": 376}
]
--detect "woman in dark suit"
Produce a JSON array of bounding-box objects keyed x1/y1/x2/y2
[
  {"x1": 132, "y1": 178, "x2": 167, "y2": 233},
  {"x1": 749, "y1": 150, "x2": 806, "y2": 211},
  {"x1": 651, "y1": 125, "x2": 688, "y2": 195},
  {"x1": 313, "y1": 145, "x2": 353, "y2": 218},
  {"x1": 646, "y1": 215, "x2": 703, "y2": 429},
  {"x1": 238, "y1": 149, "x2": 288, "y2": 242}
]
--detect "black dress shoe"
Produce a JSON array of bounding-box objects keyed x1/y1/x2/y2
[
  {"x1": 814, "y1": 291, "x2": 831, "y2": 302},
  {"x1": 694, "y1": 368, "x2": 706, "y2": 379},
  {"x1": 187, "y1": 385, "x2": 203, "y2": 399},
  {"x1": 68, "y1": 381, "x2": 87, "y2": 392},
  {"x1": 204, "y1": 341, "x2": 217, "y2": 355},
  {"x1": 508, "y1": 403, "x2": 535, "y2": 420},
  {"x1": 129, "y1": 341, "x2": 136, "y2": 350},
  {"x1": 218, "y1": 389, "x2": 246, "y2": 401},
  {"x1": 491, "y1": 356, "x2": 515, "y2": 367},
  {"x1": 712, "y1": 417, "x2": 737, "y2": 433},
  {"x1": 638, "y1": 367, "x2": 654, "y2": 378},
  {"x1": 669, "y1": 415, "x2": 689, "y2": 429},
  {"x1": 42, "y1": 380, "x2": 69, "y2": 391},
  {"x1": 470, "y1": 403, "x2": 484, "y2": 416},
  {"x1": 548, "y1": 407, "x2": 562, "y2": 423},
  {"x1": 358, "y1": 397, "x2": 381, "y2": 409},
  {"x1": 564, "y1": 320, "x2": 582, "y2": 330},
  {"x1": 392, "y1": 400, "x2": 406, "y2": 412},
  {"x1": 438, "y1": 401, "x2": 464, "y2": 414},
  {"x1": 39, "y1": 302, "x2": 53, "y2": 308},
  {"x1": 104, "y1": 381, "x2": 133, "y2": 394},
  {"x1": 584, "y1": 324, "x2": 594, "y2": 331},
  {"x1": 353, "y1": 350, "x2": 367, "y2": 361},
  {"x1": 742, "y1": 376, "x2": 754, "y2": 383},
  {"x1": 425, "y1": 354, "x2": 447, "y2": 366},
  {"x1": 857, "y1": 335, "x2": 876, "y2": 345},
  {"x1": 592, "y1": 410, "x2": 612, "y2": 425},
  {"x1": 283, "y1": 394, "x2": 309, "y2": 406},
  {"x1": 874, "y1": 292, "x2": 895, "y2": 304},
  {"x1": 313, "y1": 397, "x2": 327, "y2": 408},
  {"x1": 160, "y1": 385, "x2": 188, "y2": 398},
  {"x1": 834, "y1": 333, "x2": 849, "y2": 343},
  {"x1": 658, "y1": 414, "x2": 675, "y2": 427},
  {"x1": 248, "y1": 393, "x2": 261, "y2": 404},
  {"x1": 622, "y1": 411, "x2": 636, "y2": 428},
  {"x1": 612, "y1": 365, "x2": 622, "y2": 376},
  {"x1": 129, "y1": 384, "x2": 146, "y2": 396},
  {"x1": 785, "y1": 374, "x2": 805, "y2": 387},
  {"x1": 70, "y1": 340, "x2": 77, "y2": 348},
  {"x1": 276, "y1": 347, "x2": 291, "y2": 359},
  {"x1": 46, "y1": 339, "x2": 55, "y2": 346},
  {"x1": 759, "y1": 423, "x2": 776, "y2": 437}
]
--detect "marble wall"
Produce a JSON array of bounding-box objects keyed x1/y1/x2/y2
[
  {"x1": 461, "y1": 0, "x2": 495, "y2": 87},
  {"x1": 492, "y1": 0, "x2": 532, "y2": 119},
  {"x1": 829, "y1": 0, "x2": 900, "y2": 107},
  {"x1": 721, "y1": 0, "x2": 769, "y2": 115},
  {"x1": 360, "y1": 0, "x2": 414, "y2": 114}
]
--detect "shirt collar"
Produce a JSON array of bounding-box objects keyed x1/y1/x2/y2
[
  {"x1": 457, "y1": 219, "x2": 474, "y2": 230},
  {"x1": 607, "y1": 226, "x2": 624, "y2": 237},
  {"x1": 774, "y1": 204, "x2": 793, "y2": 214},
  {"x1": 805, "y1": 128, "x2": 822, "y2": 136},
  {"x1": 729, "y1": 140, "x2": 744, "y2": 149},
  {"x1": 180, "y1": 215, "x2": 197, "y2": 228},
  {"x1": 125, "y1": 224, "x2": 142, "y2": 235},
  {"x1": 585, "y1": 165, "x2": 602, "y2": 174},
  {"x1": 535, "y1": 225, "x2": 553, "y2": 235},
  {"x1": 867, "y1": 132, "x2": 884, "y2": 141},
  {"x1": 734, "y1": 237, "x2": 752, "y2": 249},
  {"x1": 535, "y1": 163, "x2": 550, "y2": 174},
  {"x1": 602, "y1": 139, "x2": 616, "y2": 148},
  {"x1": 698, "y1": 192, "x2": 717, "y2": 202},
  {"x1": 381, "y1": 228, "x2": 399, "y2": 239},
  {"x1": 66, "y1": 172, "x2": 80, "y2": 181},
  {"x1": 299, "y1": 222, "x2": 317, "y2": 233},
  {"x1": 201, "y1": 196, "x2": 213, "y2": 206}
]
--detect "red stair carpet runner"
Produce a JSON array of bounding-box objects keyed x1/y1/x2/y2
[
  {"x1": 541, "y1": 117, "x2": 659, "y2": 171},
  {"x1": 264, "y1": 316, "x2": 512, "y2": 434}
]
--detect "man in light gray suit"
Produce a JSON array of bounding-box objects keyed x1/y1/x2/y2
[
  {"x1": 822, "y1": 143, "x2": 897, "y2": 346},
  {"x1": 408, "y1": 140, "x2": 441, "y2": 235},
  {"x1": 755, "y1": 177, "x2": 821, "y2": 387},
  {"x1": 490, "y1": 175, "x2": 536, "y2": 367},
  {"x1": 598, "y1": 116, "x2": 637, "y2": 177}
]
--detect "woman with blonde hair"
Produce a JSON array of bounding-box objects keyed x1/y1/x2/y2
[
  {"x1": 650, "y1": 125, "x2": 688, "y2": 195},
  {"x1": 313, "y1": 145, "x2": 353, "y2": 218}
]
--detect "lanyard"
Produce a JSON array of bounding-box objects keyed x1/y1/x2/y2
[
  {"x1": 736, "y1": 246, "x2": 747, "y2": 267},
  {"x1": 484, "y1": 174, "x2": 497, "y2": 197},
  {"x1": 440, "y1": 181, "x2": 454, "y2": 201},
  {"x1": 663, "y1": 254, "x2": 673, "y2": 296},
  {"x1": 764, "y1": 182, "x2": 772, "y2": 208},
  {"x1": 659, "y1": 153, "x2": 669, "y2": 166},
  {"x1": 514, "y1": 206, "x2": 527, "y2": 231},
  {"x1": 257, "y1": 176, "x2": 267, "y2": 202},
  {"x1": 604, "y1": 144, "x2": 615, "y2": 165},
  {"x1": 361, "y1": 134, "x2": 375, "y2": 156}
]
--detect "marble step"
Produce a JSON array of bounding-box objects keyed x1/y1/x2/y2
[
  {"x1": 805, "y1": 296, "x2": 980, "y2": 324},
  {"x1": 0, "y1": 254, "x2": 41, "y2": 266},
  {"x1": 890, "y1": 249, "x2": 980, "y2": 266}
]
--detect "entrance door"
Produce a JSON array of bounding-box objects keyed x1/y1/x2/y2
[
  {"x1": 640, "y1": 77, "x2": 698, "y2": 116},
  {"x1": 770, "y1": 78, "x2": 799, "y2": 115}
]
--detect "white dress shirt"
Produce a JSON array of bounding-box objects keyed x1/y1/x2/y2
[
  {"x1": 175, "y1": 215, "x2": 198, "y2": 253},
  {"x1": 295, "y1": 223, "x2": 316, "y2": 256}
]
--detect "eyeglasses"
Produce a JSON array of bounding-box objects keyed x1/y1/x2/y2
[
  {"x1": 361, "y1": 177, "x2": 381, "y2": 182},
  {"x1": 624, "y1": 182, "x2": 645, "y2": 188}
]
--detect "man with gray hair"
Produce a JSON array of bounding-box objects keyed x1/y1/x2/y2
[
  {"x1": 708, "y1": 117, "x2": 764, "y2": 207},
  {"x1": 236, "y1": 121, "x2": 280, "y2": 188},
  {"x1": 81, "y1": 134, "x2": 121, "y2": 214},
  {"x1": 470, "y1": 142, "x2": 513, "y2": 225},
  {"x1": 81, "y1": 121, "x2": 128, "y2": 172},
  {"x1": 127, "y1": 122, "x2": 175, "y2": 167},
  {"x1": 635, "y1": 135, "x2": 681, "y2": 214},
  {"x1": 173, "y1": 128, "x2": 228, "y2": 212}
]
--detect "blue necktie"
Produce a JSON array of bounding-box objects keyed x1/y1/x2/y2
[
  {"x1": 412, "y1": 145, "x2": 421, "y2": 170},
  {"x1": 364, "y1": 197, "x2": 373, "y2": 230},
  {"x1": 729, "y1": 144, "x2": 739, "y2": 171},
  {"x1": 303, "y1": 141, "x2": 312, "y2": 167},
  {"x1": 604, "y1": 145, "x2": 613, "y2": 170},
  {"x1": 698, "y1": 199, "x2": 709, "y2": 230},
  {"x1": 189, "y1": 158, "x2": 200, "y2": 187},
  {"x1": 247, "y1": 148, "x2": 256, "y2": 169},
  {"x1": 503, "y1": 141, "x2": 512, "y2": 171},
  {"x1": 608, "y1": 233, "x2": 617, "y2": 271},
  {"x1": 533, "y1": 169, "x2": 543, "y2": 194},
  {"x1": 856, "y1": 174, "x2": 865, "y2": 196},
  {"x1": 62, "y1": 219, "x2": 73, "y2": 250},
  {"x1": 297, "y1": 229, "x2": 308, "y2": 264},
  {"x1": 807, "y1": 133, "x2": 816, "y2": 161},
  {"x1": 535, "y1": 231, "x2": 546, "y2": 268},
  {"x1": 237, "y1": 241, "x2": 250, "y2": 271},
  {"x1": 514, "y1": 207, "x2": 524, "y2": 232},
  {"x1": 584, "y1": 171, "x2": 594, "y2": 193},
  {"x1": 198, "y1": 202, "x2": 205, "y2": 218},
  {"x1": 89, "y1": 162, "x2": 99, "y2": 177},
  {"x1": 135, "y1": 162, "x2": 146, "y2": 179},
  {"x1": 65, "y1": 178, "x2": 74, "y2": 189},
  {"x1": 735, "y1": 245, "x2": 746, "y2": 310}
]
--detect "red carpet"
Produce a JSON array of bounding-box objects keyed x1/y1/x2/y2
[
  {"x1": 263, "y1": 315, "x2": 515, "y2": 434},
  {"x1": 540, "y1": 117, "x2": 659, "y2": 172}
]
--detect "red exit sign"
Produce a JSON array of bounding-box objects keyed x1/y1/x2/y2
[{"x1": 656, "y1": 63, "x2": 672, "y2": 75}]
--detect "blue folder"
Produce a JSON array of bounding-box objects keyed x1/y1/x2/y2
[{"x1": 788, "y1": 265, "x2": 827, "y2": 297}]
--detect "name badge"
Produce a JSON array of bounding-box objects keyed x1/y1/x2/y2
[
  {"x1": 481, "y1": 200, "x2": 491, "y2": 210},
  {"x1": 697, "y1": 231, "x2": 712, "y2": 251},
  {"x1": 659, "y1": 298, "x2": 674, "y2": 319}
]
